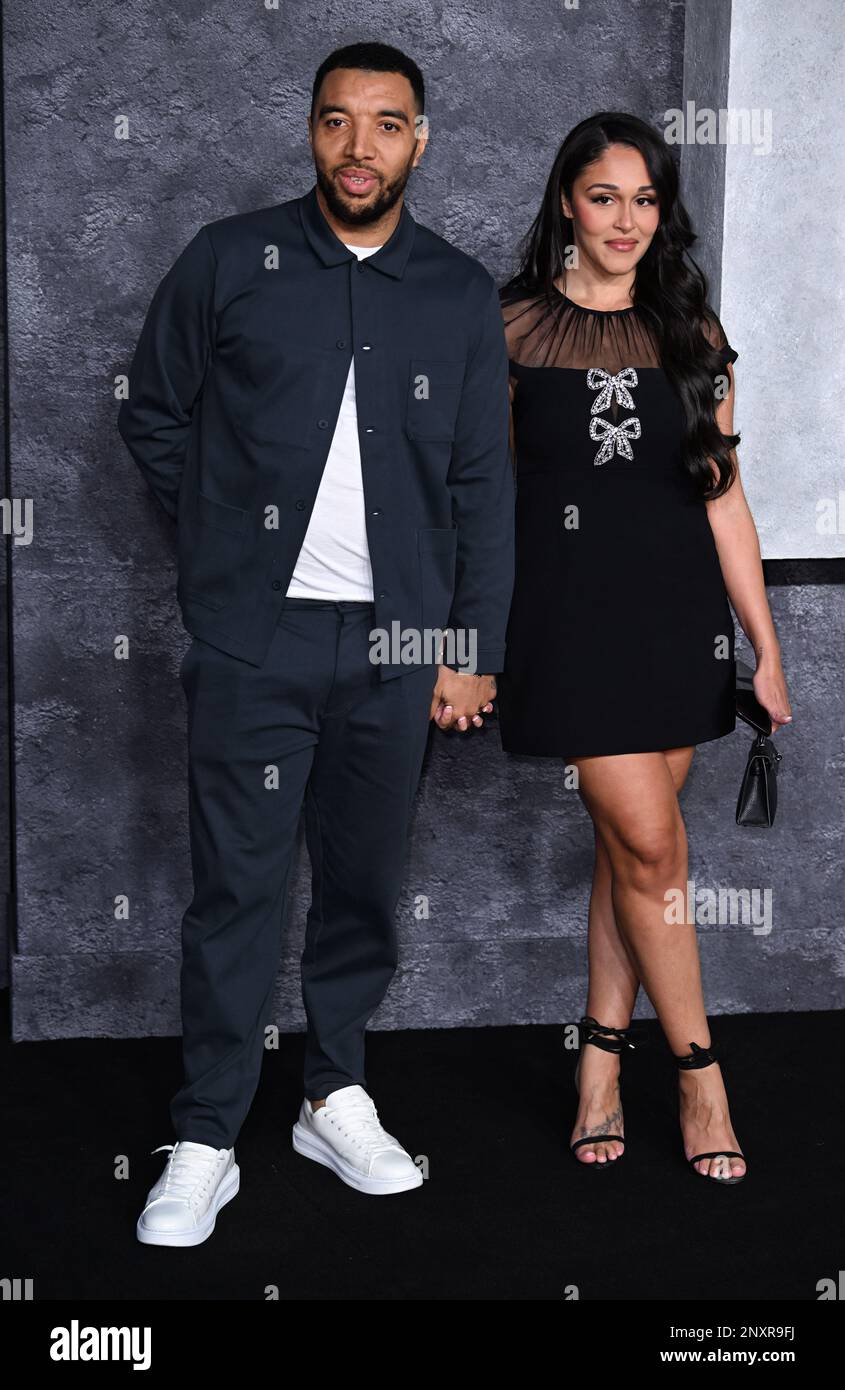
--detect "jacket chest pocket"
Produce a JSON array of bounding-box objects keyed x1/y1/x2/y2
[{"x1": 406, "y1": 358, "x2": 465, "y2": 441}]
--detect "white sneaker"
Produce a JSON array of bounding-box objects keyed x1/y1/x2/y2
[
  {"x1": 291, "y1": 1084, "x2": 423, "y2": 1195},
  {"x1": 136, "y1": 1140, "x2": 240, "y2": 1246}
]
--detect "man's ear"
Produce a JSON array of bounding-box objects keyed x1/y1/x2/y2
[{"x1": 412, "y1": 114, "x2": 429, "y2": 169}]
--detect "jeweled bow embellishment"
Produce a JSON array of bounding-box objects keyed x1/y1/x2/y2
[
  {"x1": 589, "y1": 415, "x2": 642, "y2": 466},
  {"x1": 587, "y1": 366, "x2": 639, "y2": 414}
]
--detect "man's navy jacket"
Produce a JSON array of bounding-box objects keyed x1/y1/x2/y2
[{"x1": 117, "y1": 184, "x2": 516, "y2": 679}]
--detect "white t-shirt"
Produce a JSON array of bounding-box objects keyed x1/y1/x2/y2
[{"x1": 286, "y1": 242, "x2": 383, "y2": 600}]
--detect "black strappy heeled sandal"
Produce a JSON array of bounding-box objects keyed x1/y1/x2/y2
[
  {"x1": 674, "y1": 1040, "x2": 747, "y2": 1185},
  {"x1": 569, "y1": 1015, "x2": 640, "y2": 1171}
]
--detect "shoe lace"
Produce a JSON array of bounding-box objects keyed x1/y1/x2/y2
[
  {"x1": 324, "y1": 1096, "x2": 396, "y2": 1154},
  {"x1": 145, "y1": 1143, "x2": 225, "y2": 1212}
]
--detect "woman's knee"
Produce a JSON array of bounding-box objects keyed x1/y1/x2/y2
[{"x1": 607, "y1": 817, "x2": 686, "y2": 892}]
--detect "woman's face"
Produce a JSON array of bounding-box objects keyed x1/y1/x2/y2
[{"x1": 561, "y1": 142, "x2": 661, "y2": 279}]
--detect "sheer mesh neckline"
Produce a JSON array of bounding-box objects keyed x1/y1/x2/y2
[
  {"x1": 554, "y1": 289, "x2": 638, "y2": 316},
  {"x1": 501, "y1": 289, "x2": 660, "y2": 372}
]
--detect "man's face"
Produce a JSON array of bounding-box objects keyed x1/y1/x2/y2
[{"x1": 309, "y1": 67, "x2": 427, "y2": 227}]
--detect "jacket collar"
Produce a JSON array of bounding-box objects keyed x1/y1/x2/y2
[{"x1": 298, "y1": 182, "x2": 416, "y2": 279}]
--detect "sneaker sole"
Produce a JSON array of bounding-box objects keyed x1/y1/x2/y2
[
  {"x1": 136, "y1": 1163, "x2": 240, "y2": 1247},
  {"x1": 291, "y1": 1121, "x2": 423, "y2": 1195}
]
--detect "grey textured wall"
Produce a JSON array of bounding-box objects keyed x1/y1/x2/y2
[
  {"x1": 1, "y1": 51, "x2": 9, "y2": 993},
  {"x1": 721, "y1": 0, "x2": 845, "y2": 559},
  {"x1": 679, "y1": 0, "x2": 734, "y2": 306},
  {"x1": 6, "y1": 0, "x2": 843, "y2": 1039}
]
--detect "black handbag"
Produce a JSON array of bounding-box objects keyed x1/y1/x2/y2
[{"x1": 735, "y1": 658, "x2": 782, "y2": 827}]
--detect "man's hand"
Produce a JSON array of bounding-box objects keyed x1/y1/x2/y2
[{"x1": 429, "y1": 667, "x2": 497, "y2": 731}]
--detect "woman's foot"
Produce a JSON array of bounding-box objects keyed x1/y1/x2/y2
[
  {"x1": 570, "y1": 1044, "x2": 625, "y2": 1165},
  {"x1": 678, "y1": 1063, "x2": 746, "y2": 1180}
]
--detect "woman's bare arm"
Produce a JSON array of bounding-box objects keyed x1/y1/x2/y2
[{"x1": 705, "y1": 361, "x2": 793, "y2": 728}]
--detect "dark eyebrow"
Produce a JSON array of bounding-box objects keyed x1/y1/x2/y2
[
  {"x1": 584, "y1": 182, "x2": 656, "y2": 192},
  {"x1": 316, "y1": 104, "x2": 410, "y2": 125}
]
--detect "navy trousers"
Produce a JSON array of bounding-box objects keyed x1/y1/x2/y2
[{"x1": 170, "y1": 597, "x2": 436, "y2": 1149}]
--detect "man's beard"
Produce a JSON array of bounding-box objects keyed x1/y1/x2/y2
[{"x1": 315, "y1": 157, "x2": 414, "y2": 227}]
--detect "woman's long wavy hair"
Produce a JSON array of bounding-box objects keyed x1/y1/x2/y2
[{"x1": 501, "y1": 112, "x2": 739, "y2": 499}]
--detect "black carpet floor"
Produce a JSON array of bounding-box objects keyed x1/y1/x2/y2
[{"x1": 2, "y1": 996, "x2": 842, "y2": 1303}]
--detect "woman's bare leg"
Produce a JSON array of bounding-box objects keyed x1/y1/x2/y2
[
  {"x1": 570, "y1": 747, "x2": 694, "y2": 1165},
  {"x1": 572, "y1": 749, "x2": 745, "y2": 1180},
  {"x1": 569, "y1": 827, "x2": 638, "y2": 1164}
]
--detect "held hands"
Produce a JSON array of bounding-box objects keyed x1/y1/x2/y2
[
  {"x1": 753, "y1": 652, "x2": 793, "y2": 731},
  {"x1": 429, "y1": 666, "x2": 497, "y2": 731}
]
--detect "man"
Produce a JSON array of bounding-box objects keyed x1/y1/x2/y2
[{"x1": 119, "y1": 41, "x2": 514, "y2": 1247}]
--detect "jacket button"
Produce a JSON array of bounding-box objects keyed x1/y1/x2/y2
[
  {"x1": 295, "y1": 499, "x2": 306, "y2": 510},
  {"x1": 272, "y1": 580, "x2": 283, "y2": 590},
  {"x1": 336, "y1": 339, "x2": 346, "y2": 348},
  {"x1": 357, "y1": 262, "x2": 366, "y2": 273},
  {"x1": 371, "y1": 509, "x2": 382, "y2": 516},
  {"x1": 378, "y1": 589, "x2": 389, "y2": 599},
  {"x1": 362, "y1": 343, "x2": 372, "y2": 351},
  {"x1": 317, "y1": 419, "x2": 329, "y2": 429},
  {"x1": 364, "y1": 426, "x2": 375, "y2": 433}
]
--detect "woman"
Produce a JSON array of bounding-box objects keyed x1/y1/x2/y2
[{"x1": 496, "y1": 112, "x2": 792, "y2": 1184}]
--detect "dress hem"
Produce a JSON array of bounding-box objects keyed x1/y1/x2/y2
[{"x1": 498, "y1": 717, "x2": 736, "y2": 760}]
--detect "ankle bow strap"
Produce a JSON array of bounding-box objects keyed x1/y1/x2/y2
[
  {"x1": 674, "y1": 1040, "x2": 719, "y2": 1069},
  {"x1": 576, "y1": 1015, "x2": 641, "y2": 1054}
]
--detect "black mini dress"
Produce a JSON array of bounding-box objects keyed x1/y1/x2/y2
[{"x1": 496, "y1": 289, "x2": 738, "y2": 759}]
